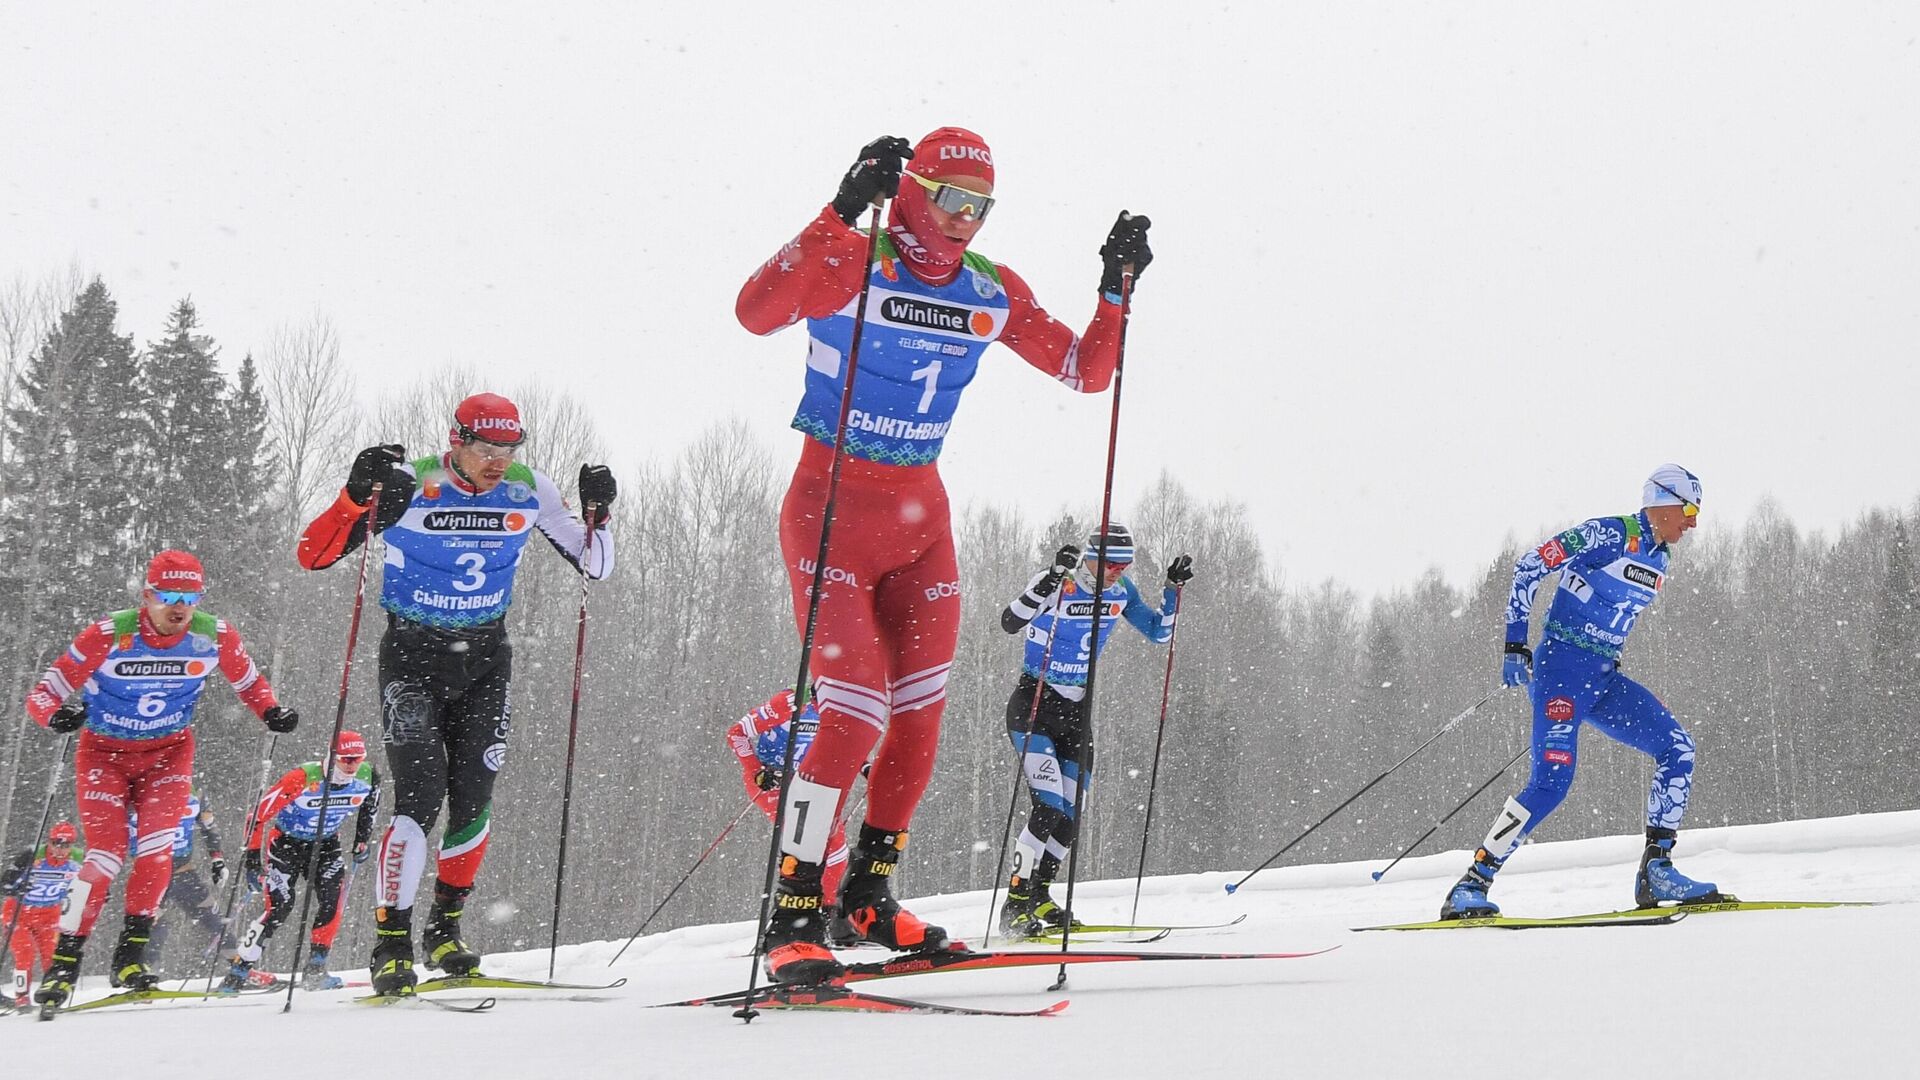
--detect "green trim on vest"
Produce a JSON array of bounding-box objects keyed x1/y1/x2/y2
[{"x1": 869, "y1": 231, "x2": 1003, "y2": 286}]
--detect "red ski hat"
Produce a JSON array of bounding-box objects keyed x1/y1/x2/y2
[
  {"x1": 906, "y1": 126, "x2": 995, "y2": 186},
  {"x1": 49, "y1": 821, "x2": 78, "y2": 844},
  {"x1": 146, "y1": 550, "x2": 206, "y2": 593},
  {"x1": 451, "y1": 393, "x2": 525, "y2": 447},
  {"x1": 334, "y1": 730, "x2": 368, "y2": 765}
]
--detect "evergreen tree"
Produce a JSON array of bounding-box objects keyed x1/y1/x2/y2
[
  {"x1": 3, "y1": 280, "x2": 147, "y2": 635},
  {"x1": 135, "y1": 298, "x2": 228, "y2": 557}
]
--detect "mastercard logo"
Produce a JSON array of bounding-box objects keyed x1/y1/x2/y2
[
  {"x1": 969, "y1": 311, "x2": 994, "y2": 336},
  {"x1": 504, "y1": 512, "x2": 527, "y2": 531},
  {"x1": 423, "y1": 480, "x2": 442, "y2": 500},
  {"x1": 185, "y1": 661, "x2": 209, "y2": 677},
  {"x1": 879, "y1": 258, "x2": 898, "y2": 282}
]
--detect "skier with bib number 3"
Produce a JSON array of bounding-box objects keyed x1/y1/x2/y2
[
  {"x1": 1442, "y1": 464, "x2": 1725, "y2": 920},
  {"x1": 735, "y1": 127, "x2": 1152, "y2": 983},
  {"x1": 296, "y1": 393, "x2": 616, "y2": 995}
]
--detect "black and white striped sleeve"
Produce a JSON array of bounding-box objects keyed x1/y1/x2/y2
[{"x1": 1001, "y1": 569, "x2": 1061, "y2": 634}]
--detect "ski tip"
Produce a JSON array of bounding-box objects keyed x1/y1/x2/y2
[{"x1": 1041, "y1": 998, "x2": 1070, "y2": 1016}]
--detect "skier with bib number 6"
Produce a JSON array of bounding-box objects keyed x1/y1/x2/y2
[{"x1": 21, "y1": 550, "x2": 297, "y2": 1008}]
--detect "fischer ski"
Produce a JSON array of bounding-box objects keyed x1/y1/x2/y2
[
  {"x1": 1529, "y1": 899, "x2": 1876, "y2": 922},
  {"x1": 415, "y1": 974, "x2": 627, "y2": 994},
  {"x1": 352, "y1": 988, "x2": 496, "y2": 1012},
  {"x1": 1354, "y1": 911, "x2": 1687, "y2": 931},
  {"x1": 40, "y1": 988, "x2": 215, "y2": 1017},
  {"x1": 660, "y1": 983, "x2": 1068, "y2": 1017},
  {"x1": 1024, "y1": 914, "x2": 1248, "y2": 940},
  {"x1": 1014, "y1": 927, "x2": 1171, "y2": 945}
]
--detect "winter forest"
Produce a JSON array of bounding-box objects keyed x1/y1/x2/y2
[{"x1": 1, "y1": 270, "x2": 1915, "y2": 973}]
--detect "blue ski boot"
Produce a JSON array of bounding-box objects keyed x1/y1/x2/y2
[
  {"x1": 302, "y1": 945, "x2": 344, "y2": 990},
  {"x1": 216, "y1": 958, "x2": 254, "y2": 994},
  {"x1": 1635, "y1": 827, "x2": 1723, "y2": 907},
  {"x1": 1438, "y1": 848, "x2": 1505, "y2": 920}
]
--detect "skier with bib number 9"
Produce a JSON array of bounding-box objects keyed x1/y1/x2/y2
[
  {"x1": 21, "y1": 550, "x2": 297, "y2": 1008},
  {"x1": 736, "y1": 126, "x2": 1152, "y2": 983},
  {"x1": 295, "y1": 392, "x2": 615, "y2": 996},
  {"x1": 1442, "y1": 464, "x2": 1723, "y2": 920},
  {"x1": 997, "y1": 526, "x2": 1190, "y2": 937}
]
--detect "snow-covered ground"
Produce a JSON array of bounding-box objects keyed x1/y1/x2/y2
[{"x1": 9, "y1": 811, "x2": 1915, "y2": 1079}]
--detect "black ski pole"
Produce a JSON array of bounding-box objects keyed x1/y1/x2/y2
[
  {"x1": 1225, "y1": 687, "x2": 1505, "y2": 895},
  {"x1": 738, "y1": 200, "x2": 887, "y2": 1022},
  {"x1": 284, "y1": 482, "x2": 382, "y2": 1012},
  {"x1": 1128, "y1": 582, "x2": 1185, "y2": 924},
  {"x1": 1371, "y1": 743, "x2": 1530, "y2": 883},
  {"x1": 610, "y1": 799, "x2": 757, "y2": 967},
  {"x1": 0, "y1": 734, "x2": 74, "y2": 980},
  {"x1": 199, "y1": 733, "x2": 278, "y2": 993},
  {"x1": 982, "y1": 589, "x2": 1068, "y2": 946},
  {"x1": 1052, "y1": 258, "x2": 1139, "y2": 992},
  {"x1": 546, "y1": 501, "x2": 599, "y2": 981}
]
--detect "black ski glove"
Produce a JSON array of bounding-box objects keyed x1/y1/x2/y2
[
  {"x1": 346, "y1": 444, "x2": 406, "y2": 505},
  {"x1": 47, "y1": 700, "x2": 87, "y2": 734},
  {"x1": 208, "y1": 853, "x2": 227, "y2": 889},
  {"x1": 353, "y1": 840, "x2": 371, "y2": 866},
  {"x1": 832, "y1": 136, "x2": 914, "y2": 226},
  {"x1": 263, "y1": 706, "x2": 299, "y2": 734},
  {"x1": 578, "y1": 465, "x2": 616, "y2": 528},
  {"x1": 243, "y1": 846, "x2": 263, "y2": 883},
  {"x1": 752, "y1": 767, "x2": 781, "y2": 793},
  {"x1": 1051, "y1": 544, "x2": 1082, "y2": 577},
  {"x1": 1099, "y1": 211, "x2": 1154, "y2": 300},
  {"x1": 1165, "y1": 554, "x2": 1194, "y2": 587}
]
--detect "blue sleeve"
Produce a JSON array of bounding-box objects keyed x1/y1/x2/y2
[
  {"x1": 1505, "y1": 518, "x2": 1619, "y2": 644},
  {"x1": 1121, "y1": 578, "x2": 1176, "y2": 644}
]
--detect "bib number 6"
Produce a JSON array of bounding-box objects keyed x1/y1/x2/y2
[{"x1": 137, "y1": 691, "x2": 168, "y2": 717}]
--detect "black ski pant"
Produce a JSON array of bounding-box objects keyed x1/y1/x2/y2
[
  {"x1": 237, "y1": 833, "x2": 346, "y2": 960},
  {"x1": 149, "y1": 858, "x2": 227, "y2": 958},
  {"x1": 373, "y1": 615, "x2": 512, "y2": 914},
  {"x1": 1004, "y1": 675, "x2": 1094, "y2": 883}
]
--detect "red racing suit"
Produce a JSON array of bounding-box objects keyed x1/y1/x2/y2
[
  {"x1": 25, "y1": 609, "x2": 279, "y2": 937},
  {"x1": 736, "y1": 205, "x2": 1119, "y2": 849}
]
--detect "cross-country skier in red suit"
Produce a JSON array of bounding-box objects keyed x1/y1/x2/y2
[
  {"x1": 735, "y1": 126, "x2": 1154, "y2": 982},
  {"x1": 21, "y1": 550, "x2": 297, "y2": 1008}
]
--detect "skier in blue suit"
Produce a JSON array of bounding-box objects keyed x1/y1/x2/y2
[
  {"x1": 1443, "y1": 464, "x2": 1725, "y2": 919},
  {"x1": 997, "y1": 523, "x2": 1192, "y2": 936}
]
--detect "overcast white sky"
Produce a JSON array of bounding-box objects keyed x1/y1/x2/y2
[{"x1": 4, "y1": 3, "x2": 1916, "y2": 596}]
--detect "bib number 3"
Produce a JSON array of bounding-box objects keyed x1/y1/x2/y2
[{"x1": 453, "y1": 552, "x2": 488, "y2": 593}]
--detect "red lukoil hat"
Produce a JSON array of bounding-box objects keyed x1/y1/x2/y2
[
  {"x1": 147, "y1": 550, "x2": 206, "y2": 593},
  {"x1": 451, "y1": 393, "x2": 524, "y2": 446}
]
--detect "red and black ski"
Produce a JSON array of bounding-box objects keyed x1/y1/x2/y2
[
  {"x1": 839, "y1": 944, "x2": 1338, "y2": 984},
  {"x1": 658, "y1": 983, "x2": 1068, "y2": 1017}
]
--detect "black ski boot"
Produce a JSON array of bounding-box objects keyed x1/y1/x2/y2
[
  {"x1": 839, "y1": 825, "x2": 957, "y2": 954},
  {"x1": 762, "y1": 857, "x2": 845, "y2": 984},
  {"x1": 423, "y1": 882, "x2": 482, "y2": 976},
  {"x1": 110, "y1": 914, "x2": 162, "y2": 990},
  {"x1": 369, "y1": 906, "x2": 418, "y2": 996},
  {"x1": 33, "y1": 934, "x2": 86, "y2": 1009},
  {"x1": 824, "y1": 904, "x2": 860, "y2": 949},
  {"x1": 998, "y1": 877, "x2": 1048, "y2": 938}
]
